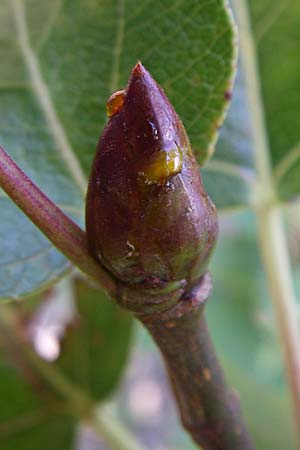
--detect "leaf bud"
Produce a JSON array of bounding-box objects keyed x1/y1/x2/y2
[{"x1": 86, "y1": 62, "x2": 218, "y2": 295}]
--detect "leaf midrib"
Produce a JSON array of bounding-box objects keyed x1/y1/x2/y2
[
  {"x1": 273, "y1": 143, "x2": 300, "y2": 183},
  {"x1": 11, "y1": 0, "x2": 87, "y2": 196}
]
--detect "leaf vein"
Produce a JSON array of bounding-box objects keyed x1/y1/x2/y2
[
  {"x1": 0, "y1": 246, "x2": 54, "y2": 269},
  {"x1": 255, "y1": 0, "x2": 293, "y2": 43},
  {"x1": 35, "y1": 0, "x2": 65, "y2": 52},
  {"x1": 203, "y1": 159, "x2": 255, "y2": 183},
  {"x1": 273, "y1": 143, "x2": 300, "y2": 183},
  {"x1": 11, "y1": 0, "x2": 87, "y2": 195},
  {"x1": 109, "y1": 0, "x2": 126, "y2": 93}
]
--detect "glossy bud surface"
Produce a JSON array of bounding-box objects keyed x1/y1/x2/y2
[{"x1": 86, "y1": 63, "x2": 218, "y2": 290}]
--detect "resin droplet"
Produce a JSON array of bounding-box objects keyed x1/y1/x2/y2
[
  {"x1": 106, "y1": 90, "x2": 126, "y2": 117},
  {"x1": 141, "y1": 146, "x2": 183, "y2": 185}
]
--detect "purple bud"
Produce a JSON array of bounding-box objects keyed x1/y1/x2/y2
[{"x1": 86, "y1": 63, "x2": 218, "y2": 291}]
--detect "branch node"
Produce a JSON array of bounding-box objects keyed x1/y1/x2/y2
[{"x1": 116, "y1": 272, "x2": 212, "y2": 322}]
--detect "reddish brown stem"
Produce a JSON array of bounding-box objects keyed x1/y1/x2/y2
[
  {"x1": 132, "y1": 274, "x2": 256, "y2": 450},
  {"x1": 0, "y1": 146, "x2": 116, "y2": 296}
]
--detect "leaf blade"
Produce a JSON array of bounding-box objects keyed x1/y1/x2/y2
[
  {"x1": 0, "y1": 309, "x2": 75, "y2": 450},
  {"x1": 249, "y1": 0, "x2": 300, "y2": 200},
  {"x1": 1, "y1": 0, "x2": 237, "y2": 298},
  {"x1": 57, "y1": 279, "x2": 133, "y2": 401}
]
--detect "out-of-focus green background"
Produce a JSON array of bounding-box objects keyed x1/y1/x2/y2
[{"x1": 0, "y1": 0, "x2": 300, "y2": 449}]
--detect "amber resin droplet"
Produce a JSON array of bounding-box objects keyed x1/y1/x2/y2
[
  {"x1": 106, "y1": 89, "x2": 125, "y2": 117},
  {"x1": 139, "y1": 146, "x2": 183, "y2": 185}
]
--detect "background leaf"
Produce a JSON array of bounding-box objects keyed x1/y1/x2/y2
[
  {"x1": 0, "y1": 278, "x2": 133, "y2": 448},
  {"x1": 0, "y1": 1, "x2": 84, "y2": 299},
  {"x1": 204, "y1": 0, "x2": 300, "y2": 211},
  {"x1": 0, "y1": 0, "x2": 236, "y2": 299},
  {"x1": 58, "y1": 279, "x2": 133, "y2": 401},
  {"x1": 208, "y1": 213, "x2": 296, "y2": 449},
  {"x1": 0, "y1": 308, "x2": 75, "y2": 450},
  {"x1": 248, "y1": 0, "x2": 300, "y2": 201},
  {"x1": 202, "y1": 65, "x2": 256, "y2": 212}
]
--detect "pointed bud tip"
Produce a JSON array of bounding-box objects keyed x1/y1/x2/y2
[
  {"x1": 131, "y1": 61, "x2": 146, "y2": 77},
  {"x1": 126, "y1": 61, "x2": 164, "y2": 111}
]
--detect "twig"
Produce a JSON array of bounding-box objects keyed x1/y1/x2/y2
[
  {"x1": 0, "y1": 146, "x2": 116, "y2": 297},
  {"x1": 118, "y1": 273, "x2": 256, "y2": 450}
]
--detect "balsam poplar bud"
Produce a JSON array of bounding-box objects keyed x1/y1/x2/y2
[{"x1": 86, "y1": 62, "x2": 218, "y2": 294}]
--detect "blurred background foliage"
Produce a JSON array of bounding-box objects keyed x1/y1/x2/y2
[{"x1": 0, "y1": 0, "x2": 300, "y2": 449}]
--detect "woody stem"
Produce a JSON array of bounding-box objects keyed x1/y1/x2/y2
[{"x1": 135, "y1": 274, "x2": 256, "y2": 450}]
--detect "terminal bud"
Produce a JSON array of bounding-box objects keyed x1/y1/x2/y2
[{"x1": 86, "y1": 62, "x2": 218, "y2": 294}]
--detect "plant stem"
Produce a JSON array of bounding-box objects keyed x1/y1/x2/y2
[
  {"x1": 0, "y1": 146, "x2": 116, "y2": 297},
  {"x1": 0, "y1": 305, "x2": 145, "y2": 450},
  {"x1": 120, "y1": 273, "x2": 256, "y2": 450},
  {"x1": 233, "y1": 0, "x2": 300, "y2": 445}
]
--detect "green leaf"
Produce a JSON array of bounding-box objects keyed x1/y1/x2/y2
[
  {"x1": 201, "y1": 67, "x2": 256, "y2": 212},
  {"x1": 207, "y1": 212, "x2": 296, "y2": 450},
  {"x1": 0, "y1": 0, "x2": 236, "y2": 299},
  {"x1": 0, "y1": 0, "x2": 84, "y2": 299},
  {"x1": 203, "y1": 0, "x2": 300, "y2": 210},
  {"x1": 248, "y1": 0, "x2": 300, "y2": 201},
  {"x1": 224, "y1": 365, "x2": 295, "y2": 450},
  {"x1": 0, "y1": 278, "x2": 133, "y2": 448},
  {"x1": 30, "y1": 0, "x2": 236, "y2": 168},
  {"x1": 57, "y1": 279, "x2": 132, "y2": 401},
  {"x1": 0, "y1": 316, "x2": 75, "y2": 450}
]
